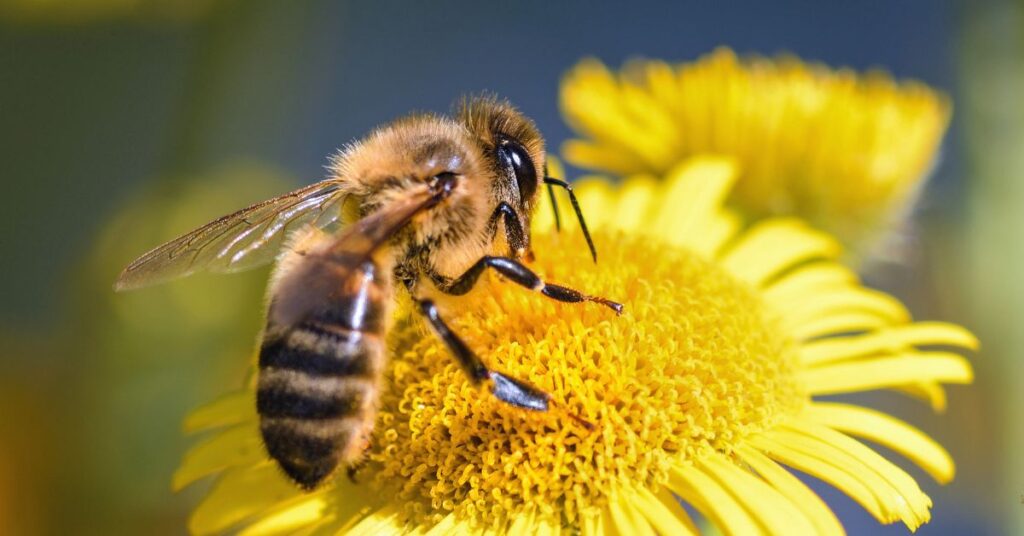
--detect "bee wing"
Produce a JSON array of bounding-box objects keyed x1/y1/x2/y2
[
  {"x1": 115, "y1": 180, "x2": 349, "y2": 291},
  {"x1": 270, "y1": 185, "x2": 445, "y2": 327}
]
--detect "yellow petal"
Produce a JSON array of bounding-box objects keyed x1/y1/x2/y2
[
  {"x1": 607, "y1": 491, "x2": 655, "y2": 536},
  {"x1": 799, "y1": 322, "x2": 978, "y2": 366},
  {"x1": 346, "y1": 505, "x2": 406, "y2": 536},
  {"x1": 782, "y1": 288, "x2": 909, "y2": 330},
  {"x1": 804, "y1": 403, "x2": 954, "y2": 483},
  {"x1": 735, "y1": 444, "x2": 844, "y2": 536},
  {"x1": 666, "y1": 461, "x2": 762, "y2": 535},
  {"x1": 173, "y1": 423, "x2": 264, "y2": 491},
  {"x1": 721, "y1": 219, "x2": 841, "y2": 287},
  {"x1": 648, "y1": 157, "x2": 738, "y2": 249},
  {"x1": 748, "y1": 433, "x2": 888, "y2": 524},
  {"x1": 892, "y1": 382, "x2": 947, "y2": 412},
  {"x1": 780, "y1": 420, "x2": 932, "y2": 531},
  {"x1": 423, "y1": 514, "x2": 458, "y2": 536},
  {"x1": 802, "y1": 351, "x2": 973, "y2": 395},
  {"x1": 631, "y1": 486, "x2": 698, "y2": 536},
  {"x1": 562, "y1": 140, "x2": 645, "y2": 177},
  {"x1": 792, "y1": 312, "x2": 890, "y2": 341},
  {"x1": 762, "y1": 263, "x2": 857, "y2": 305},
  {"x1": 237, "y1": 495, "x2": 326, "y2": 536},
  {"x1": 184, "y1": 391, "x2": 254, "y2": 434},
  {"x1": 687, "y1": 210, "x2": 743, "y2": 258},
  {"x1": 607, "y1": 175, "x2": 659, "y2": 234},
  {"x1": 189, "y1": 464, "x2": 305, "y2": 536},
  {"x1": 581, "y1": 510, "x2": 605, "y2": 536},
  {"x1": 507, "y1": 508, "x2": 539, "y2": 536},
  {"x1": 570, "y1": 177, "x2": 618, "y2": 232},
  {"x1": 699, "y1": 451, "x2": 817, "y2": 535}
]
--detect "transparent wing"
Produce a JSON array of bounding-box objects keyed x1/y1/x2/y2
[
  {"x1": 270, "y1": 185, "x2": 445, "y2": 327},
  {"x1": 115, "y1": 180, "x2": 349, "y2": 291}
]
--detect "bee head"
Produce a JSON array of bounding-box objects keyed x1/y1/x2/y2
[{"x1": 455, "y1": 94, "x2": 545, "y2": 258}]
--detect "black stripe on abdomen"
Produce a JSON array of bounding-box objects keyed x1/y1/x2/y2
[
  {"x1": 256, "y1": 384, "x2": 364, "y2": 419},
  {"x1": 258, "y1": 325, "x2": 378, "y2": 377}
]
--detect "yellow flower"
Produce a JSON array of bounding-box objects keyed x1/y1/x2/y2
[
  {"x1": 175, "y1": 157, "x2": 973, "y2": 535},
  {"x1": 560, "y1": 48, "x2": 951, "y2": 258}
]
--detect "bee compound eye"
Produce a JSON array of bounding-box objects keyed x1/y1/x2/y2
[{"x1": 496, "y1": 139, "x2": 537, "y2": 202}]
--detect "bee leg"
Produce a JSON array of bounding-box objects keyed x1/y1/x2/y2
[
  {"x1": 416, "y1": 299, "x2": 550, "y2": 411},
  {"x1": 431, "y1": 257, "x2": 623, "y2": 315},
  {"x1": 487, "y1": 202, "x2": 529, "y2": 258}
]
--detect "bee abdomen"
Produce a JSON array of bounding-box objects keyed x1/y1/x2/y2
[
  {"x1": 257, "y1": 371, "x2": 371, "y2": 419},
  {"x1": 257, "y1": 322, "x2": 383, "y2": 489},
  {"x1": 258, "y1": 322, "x2": 380, "y2": 376}
]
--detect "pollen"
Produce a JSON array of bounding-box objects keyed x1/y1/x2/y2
[{"x1": 366, "y1": 229, "x2": 803, "y2": 529}]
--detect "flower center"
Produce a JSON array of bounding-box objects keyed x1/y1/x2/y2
[{"x1": 364, "y1": 230, "x2": 804, "y2": 529}]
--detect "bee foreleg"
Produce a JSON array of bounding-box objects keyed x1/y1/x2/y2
[
  {"x1": 486, "y1": 202, "x2": 528, "y2": 258},
  {"x1": 417, "y1": 299, "x2": 549, "y2": 411},
  {"x1": 432, "y1": 256, "x2": 623, "y2": 315}
]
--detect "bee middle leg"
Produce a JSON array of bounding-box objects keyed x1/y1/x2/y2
[
  {"x1": 416, "y1": 298, "x2": 550, "y2": 411},
  {"x1": 431, "y1": 256, "x2": 623, "y2": 314}
]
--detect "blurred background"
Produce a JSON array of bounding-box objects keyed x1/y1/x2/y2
[{"x1": 0, "y1": 0, "x2": 1019, "y2": 534}]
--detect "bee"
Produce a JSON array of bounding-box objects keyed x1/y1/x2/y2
[{"x1": 115, "y1": 96, "x2": 622, "y2": 490}]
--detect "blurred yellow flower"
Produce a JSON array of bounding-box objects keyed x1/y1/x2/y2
[
  {"x1": 175, "y1": 158, "x2": 973, "y2": 535},
  {"x1": 560, "y1": 48, "x2": 951, "y2": 259}
]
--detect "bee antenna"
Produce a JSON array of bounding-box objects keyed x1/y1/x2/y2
[
  {"x1": 546, "y1": 180, "x2": 563, "y2": 231},
  {"x1": 544, "y1": 177, "x2": 597, "y2": 263}
]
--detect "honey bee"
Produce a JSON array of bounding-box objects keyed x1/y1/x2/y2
[{"x1": 116, "y1": 96, "x2": 622, "y2": 490}]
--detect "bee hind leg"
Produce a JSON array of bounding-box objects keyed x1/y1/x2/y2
[{"x1": 416, "y1": 299, "x2": 549, "y2": 411}]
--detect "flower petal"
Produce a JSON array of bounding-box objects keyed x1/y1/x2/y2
[
  {"x1": 762, "y1": 263, "x2": 857, "y2": 306},
  {"x1": 189, "y1": 464, "x2": 306, "y2": 535},
  {"x1": 781, "y1": 288, "x2": 909, "y2": 330},
  {"x1": 802, "y1": 351, "x2": 973, "y2": 395},
  {"x1": 607, "y1": 491, "x2": 656, "y2": 536},
  {"x1": 698, "y1": 451, "x2": 817, "y2": 535},
  {"x1": 804, "y1": 402, "x2": 954, "y2": 483},
  {"x1": 346, "y1": 505, "x2": 407, "y2": 536},
  {"x1": 572, "y1": 177, "x2": 619, "y2": 232},
  {"x1": 183, "y1": 390, "x2": 254, "y2": 434},
  {"x1": 423, "y1": 514, "x2": 458, "y2": 536},
  {"x1": 735, "y1": 444, "x2": 844, "y2": 536},
  {"x1": 649, "y1": 157, "x2": 738, "y2": 249},
  {"x1": 562, "y1": 140, "x2": 645, "y2": 177},
  {"x1": 173, "y1": 423, "x2": 264, "y2": 491},
  {"x1": 748, "y1": 433, "x2": 889, "y2": 525},
  {"x1": 236, "y1": 495, "x2": 327, "y2": 536},
  {"x1": 630, "y1": 486, "x2": 698, "y2": 536},
  {"x1": 607, "y1": 175, "x2": 659, "y2": 234},
  {"x1": 892, "y1": 382, "x2": 947, "y2": 412},
  {"x1": 721, "y1": 220, "x2": 841, "y2": 287},
  {"x1": 799, "y1": 322, "x2": 978, "y2": 366},
  {"x1": 792, "y1": 312, "x2": 890, "y2": 341},
  {"x1": 666, "y1": 461, "x2": 761, "y2": 535},
  {"x1": 779, "y1": 420, "x2": 932, "y2": 530}
]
